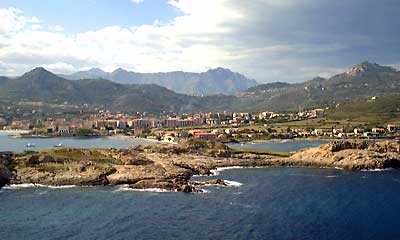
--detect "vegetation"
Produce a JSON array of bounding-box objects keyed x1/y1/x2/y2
[
  {"x1": 325, "y1": 95, "x2": 400, "y2": 125},
  {"x1": 229, "y1": 148, "x2": 292, "y2": 157},
  {"x1": 1, "y1": 62, "x2": 400, "y2": 114},
  {"x1": 36, "y1": 163, "x2": 68, "y2": 173},
  {"x1": 75, "y1": 128, "x2": 97, "y2": 136}
]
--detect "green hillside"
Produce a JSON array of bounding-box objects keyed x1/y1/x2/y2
[{"x1": 325, "y1": 95, "x2": 400, "y2": 125}]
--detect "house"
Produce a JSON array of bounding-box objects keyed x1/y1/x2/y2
[
  {"x1": 312, "y1": 129, "x2": 324, "y2": 136},
  {"x1": 224, "y1": 128, "x2": 239, "y2": 134},
  {"x1": 194, "y1": 132, "x2": 216, "y2": 140},
  {"x1": 353, "y1": 128, "x2": 364, "y2": 135},
  {"x1": 58, "y1": 125, "x2": 73, "y2": 135},
  {"x1": 372, "y1": 127, "x2": 385, "y2": 134},
  {"x1": 364, "y1": 132, "x2": 379, "y2": 138},
  {"x1": 333, "y1": 128, "x2": 344, "y2": 134},
  {"x1": 387, "y1": 125, "x2": 397, "y2": 133}
]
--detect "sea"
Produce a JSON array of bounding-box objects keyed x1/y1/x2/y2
[
  {"x1": 1, "y1": 135, "x2": 400, "y2": 240},
  {"x1": 0, "y1": 131, "x2": 155, "y2": 152}
]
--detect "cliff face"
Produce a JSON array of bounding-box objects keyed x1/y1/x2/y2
[
  {"x1": 291, "y1": 140, "x2": 400, "y2": 170},
  {"x1": 0, "y1": 152, "x2": 13, "y2": 188}
]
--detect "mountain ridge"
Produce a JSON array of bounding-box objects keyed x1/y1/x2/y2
[
  {"x1": 62, "y1": 67, "x2": 258, "y2": 95},
  {"x1": 0, "y1": 61, "x2": 399, "y2": 114}
]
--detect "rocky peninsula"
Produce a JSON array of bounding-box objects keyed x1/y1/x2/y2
[{"x1": 0, "y1": 140, "x2": 399, "y2": 192}]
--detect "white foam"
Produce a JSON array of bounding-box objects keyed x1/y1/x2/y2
[
  {"x1": 115, "y1": 185, "x2": 173, "y2": 193},
  {"x1": 361, "y1": 168, "x2": 391, "y2": 172},
  {"x1": 210, "y1": 166, "x2": 245, "y2": 176},
  {"x1": 224, "y1": 180, "x2": 243, "y2": 187},
  {"x1": 3, "y1": 184, "x2": 77, "y2": 190},
  {"x1": 3, "y1": 183, "x2": 45, "y2": 189},
  {"x1": 325, "y1": 175, "x2": 338, "y2": 178},
  {"x1": 198, "y1": 189, "x2": 210, "y2": 194},
  {"x1": 46, "y1": 185, "x2": 77, "y2": 189}
]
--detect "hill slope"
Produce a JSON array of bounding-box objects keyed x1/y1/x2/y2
[
  {"x1": 1, "y1": 61, "x2": 399, "y2": 115},
  {"x1": 325, "y1": 95, "x2": 400, "y2": 125},
  {"x1": 0, "y1": 68, "x2": 206, "y2": 114},
  {"x1": 243, "y1": 62, "x2": 400, "y2": 112}
]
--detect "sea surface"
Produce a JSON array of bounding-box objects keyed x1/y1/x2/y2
[
  {"x1": 1, "y1": 136, "x2": 400, "y2": 239},
  {"x1": 1, "y1": 168, "x2": 400, "y2": 240},
  {"x1": 229, "y1": 139, "x2": 330, "y2": 152},
  {"x1": 0, "y1": 131, "x2": 155, "y2": 152}
]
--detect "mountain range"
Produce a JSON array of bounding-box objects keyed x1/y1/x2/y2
[
  {"x1": 61, "y1": 67, "x2": 258, "y2": 95},
  {"x1": 0, "y1": 61, "x2": 399, "y2": 114},
  {"x1": 240, "y1": 61, "x2": 400, "y2": 112}
]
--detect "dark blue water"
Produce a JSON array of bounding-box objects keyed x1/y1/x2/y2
[
  {"x1": 1, "y1": 167, "x2": 400, "y2": 240},
  {"x1": 229, "y1": 139, "x2": 330, "y2": 152}
]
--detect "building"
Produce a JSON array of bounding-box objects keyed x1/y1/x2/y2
[
  {"x1": 387, "y1": 125, "x2": 397, "y2": 133},
  {"x1": 353, "y1": 128, "x2": 364, "y2": 135},
  {"x1": 58, "y1": 126, "x2": 73, "y2": 135},
  {"x1": 312, "y1": 129, "x2": 324, "y2": 136},
  {"x1": 372, "y1": 128, "x2": 385, "y2": 134},
  {"x1": 194, "y1": 132, "x2": 217, "y2": 140}
]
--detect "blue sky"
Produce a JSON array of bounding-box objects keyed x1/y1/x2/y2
[
  {"x1": 0, "y1": 0, "x2": 399, "y2": 83},
  {"x1": 0, "y1": 0, "x2": 178, "y2": 33}
]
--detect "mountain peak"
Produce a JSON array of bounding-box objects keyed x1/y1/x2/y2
[
  {"x1": 22, "y1": 67, "x2": 55, "y2": 78},
  {"x1": 112, "y1": 68, "x2": 128, "y2": 74},
  {"x1": 86, "y1": 68, "x2": 106, "y2": 75},
  {"x1": 206, "y1": 67, "x2": 232, "y2": 74},
  {"x1": 345, "y1": 61, "x2": 396, "y2": 76}
]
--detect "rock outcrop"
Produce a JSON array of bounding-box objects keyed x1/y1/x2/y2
[
  {"x1": 1, "y1": 140, "x2": 399, "y2": 191},
  {"x1": 0, "y1": 152, "x2": 13, "y2": 188},
  {"x1": 290, "y1": 140, "x2": 400, "y2": 170}
]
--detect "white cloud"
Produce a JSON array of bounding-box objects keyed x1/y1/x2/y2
[
  {"x1": 0, "y1": 1, "x2": 397, "y2": 82},
  {"x1": 0, "y1": 7, "x2": 40, "y2": 35},
  {"x1": 51, "y1": 25, "x2": 64, "y2": 32},
  {"x1": 130, "y1": 0, "x2": 144, "y2": 3},
  {"x1": 41, "y1": 62, "x2": 76, "y2": 74}
]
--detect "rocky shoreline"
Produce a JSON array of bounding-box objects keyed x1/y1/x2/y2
[{"x1": 0, "y1": 140, "x2": 399, "y2": 192}]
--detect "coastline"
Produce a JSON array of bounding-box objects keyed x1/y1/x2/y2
[
  {"x1": 106, "y1": 135, "x2": 161, "y2": 143},
  {"x1": 0, "y1": 140, "x2": 399, "y2": 192}
]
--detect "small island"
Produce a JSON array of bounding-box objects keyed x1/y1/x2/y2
[{"x1": 1, "y1": 140, "x2": 399, "y2": 192}]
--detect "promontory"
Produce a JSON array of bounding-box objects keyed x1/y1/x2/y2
[{"x1": 0, "y1": 140, "x2": 399, "y2": 192}]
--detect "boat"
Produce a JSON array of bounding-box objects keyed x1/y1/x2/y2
[
  {"x1": 26, "y1": 143, "x2": 35, "y2": 148},
  {"x1": 54, "y1": 143, "x2": 64, "y2": 148}
]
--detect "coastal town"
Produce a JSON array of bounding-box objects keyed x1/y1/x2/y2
[{"x1": 1, "y1": 106, "x2": 398, "y2": 142}]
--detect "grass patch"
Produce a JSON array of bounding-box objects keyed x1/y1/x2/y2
[
  {"x1": 43, "y1": 148, "x2": 117, "y2": 163},
  {"x1": 36, "y1": 163, "x2": 68, "y2": 173},
  {"x1": 229, "y1": 148, "x2": 292, "y2": 157}
]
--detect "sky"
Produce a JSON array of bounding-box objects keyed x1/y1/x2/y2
[{"x1": 0, "y1": 0, "x2": 399, "y2": 83}]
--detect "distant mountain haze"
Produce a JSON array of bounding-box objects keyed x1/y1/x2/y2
[
  {"x1": 0, "y1": 61, "x2": 399, "y2": 114},
  {"x1": 61, "y1": 67, "x2": 258, "y2": 95}
]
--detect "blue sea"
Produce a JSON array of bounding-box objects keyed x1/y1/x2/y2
[
  {"x1": 1, "y1": 136, "x2": 400, "y2": 239},
  {"x1": 1, "y1": 168, "x2": 400, "y2": 240},
  {"x1": 0, "y1": 131, "x2": 155, "y2": 152},
  {"x1": 229, "y1": 139, "x2": 330, "y2": 152}
]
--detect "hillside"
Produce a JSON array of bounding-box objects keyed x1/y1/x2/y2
[
  {"x1": 243, "y1": 62, "x2": 400, "y2": 112},
  {"x1": 0, "y1": 68, "x2": 202, "y2": 114},
  {"x1": 0, "y1": 61, "x2": 399, "y2": 115},
  {"x1": 63, "y1": 67, "x2": 258, "y2": 95},
  {"x1": 325, "y1": 95, "x2": 400, "y2": 125}
]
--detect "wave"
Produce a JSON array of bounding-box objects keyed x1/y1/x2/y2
[
  {"x1": 361, "y1": 168, "x2": 392, "y2": 172},
  {"x1": 325, "y1": 175, "x2": 338, "y2": 178},
  {"x1": 3, "y1": 184, "x2": 77, "y2": 190},
  {"x1": 115, "y1": 185, "x2": 173, "y2": 193},
  {"x1": 210, "y1": 166, "x2": 245, "y2": 176},
  {"x1": 224, "y1": 180, "x2": 243, "y2": 187},
  {"x1": 3, "y1": 183, "x2": 45, "y2": 189}
]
